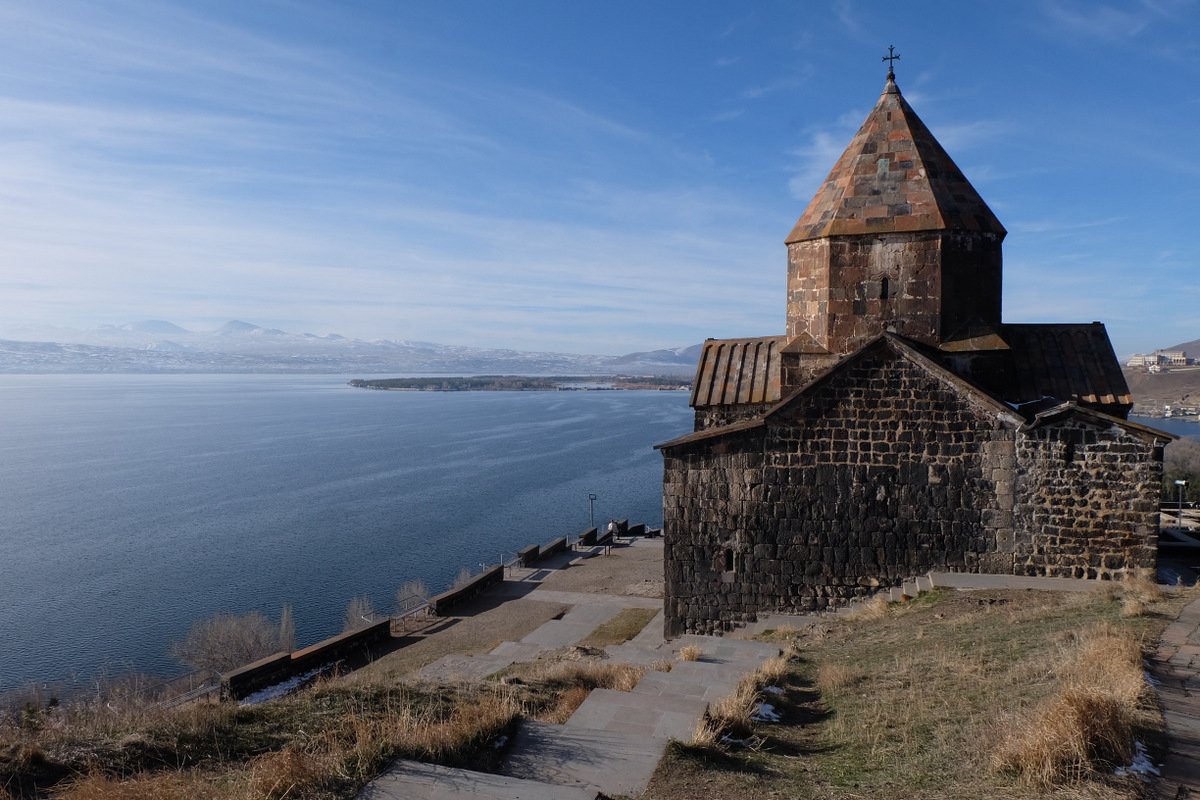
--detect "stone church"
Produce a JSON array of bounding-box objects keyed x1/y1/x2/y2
[{"x1": 657, "y1": 67, "x2": 1172, "y2": 637}]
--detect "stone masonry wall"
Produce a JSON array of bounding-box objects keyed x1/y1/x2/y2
[
  {"x1": 664, "y1": 344, "x2": 1019, "y2": 636},
  {"x1": 1013, "y1": 419, "x2": 1161, "y2": 578},
  {"x1": 785, "y1": 231, "x2": 1002, "y2": 354}
]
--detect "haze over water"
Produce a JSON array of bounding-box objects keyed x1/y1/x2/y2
[{"x1": 0, "y1": 375, "x2": 691, "y2": 694}]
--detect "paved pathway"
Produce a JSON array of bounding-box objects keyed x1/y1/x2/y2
[
  {"x1": 360, "y1": 539, "x2": 782, "y2": 800},
  {"x1": 1151, "y1": 596, "x2": 1200, "y2": 798},
  {"x1": 367, "y1": 560, "x2": 1200, "y2": 799}
]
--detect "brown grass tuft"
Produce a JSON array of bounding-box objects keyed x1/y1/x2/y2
[
  {"x1": 650, "y1": 658, "x2": 674, "y2": 673},
  {"x1": 841, "y1": 594, "x2": 889, "y2": 622},
  {"x1": 678, "y1": 644, "x2": 702, "y2": 662},
  {"x1": 539, "y1": 661, "x2": 645, "y2": 692},
  {"x1": 816, "y1": 661, "x2": 863, "y2": 694},
  {"x1": 689, "y1": 716, "x2": 723, "y2": 750},
  {"x1": 756, "y1": 654, "x2": 789, "y2": 686},
  {"x1": 52, "y1": 771, "x2": 222, "y2": 800},
  {"x1": 1122, "y1": 568, "x2": 1166, "y2": 605},
  {"x1": 708, "y1": 674, "x2": 761, "y2": 734},
  {"x1": 250, "y1": 747, "x2": 329, "y2": 799},
  {"x1": 1120, "y1": 594, "x2": 1148, "y2": 618},
  {"x1": 992, "y1": 623, "x2": 1149, "y2": 786},
  {"x1": 539, "y1": 685, "x2": 592, "y2": 724}
]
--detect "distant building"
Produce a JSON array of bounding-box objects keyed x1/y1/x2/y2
[
  {"x1": 657, "y1": 67, "x2": 1173, "y2": 637},
  {"x1": 1126, "y1": 351, "x2": 1190, "y2": 368}
]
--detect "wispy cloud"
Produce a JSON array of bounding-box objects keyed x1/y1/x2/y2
[{"x1": 1036, "y1": 0, "x2": 1184, "y2": 41}]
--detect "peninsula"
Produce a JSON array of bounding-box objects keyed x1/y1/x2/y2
[{"x1": 348, "y1": 375, "x2": 690, "y2": 392}]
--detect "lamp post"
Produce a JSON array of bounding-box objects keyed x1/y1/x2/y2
[
  {"x1": 1177, "y1": 479, "x2": 1188, "y2": 528},
  {"x1": 588, "y1": 493, "x2": 598, "y2": 529}
]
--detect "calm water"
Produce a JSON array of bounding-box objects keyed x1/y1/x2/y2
[
  {"x1": 1130, "y1": 415, "x2": 1200, "y2": 439},
  {"x1": 0, "y1": 375, "x2": 693, "y2": 693}
]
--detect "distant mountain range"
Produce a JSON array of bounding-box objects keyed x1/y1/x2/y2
[{"x1": 0, "y1": 321, "x2": 702, "y2": 376}]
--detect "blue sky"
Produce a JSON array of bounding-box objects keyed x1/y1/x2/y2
[{"x1": 0, "y1": 1, "x2": 1197, "y2": 356}]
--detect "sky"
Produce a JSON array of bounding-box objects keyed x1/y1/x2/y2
[{"x1": 0, "y1": 1, "x2": 1197, "y2": 357}]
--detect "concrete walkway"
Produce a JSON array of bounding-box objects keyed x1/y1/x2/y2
[
  {"x1": 367, "y1": 561, "x2": 1198, "y2": 799},
  {"x1": 360, "y1": 539, "x2": 782, "y2": 800},
  {"x1": 1151, "y1": 596, "x2": 1200, "y2": 798}
]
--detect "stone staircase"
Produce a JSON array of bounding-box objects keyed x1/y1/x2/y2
[
  {"x1": 360, "y1": 565, "x2": 1102, "y2": 799},
  {"x1": 361, "y1": 604, "x2": 781, "y2": 799}
]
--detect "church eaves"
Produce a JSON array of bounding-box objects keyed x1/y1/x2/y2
[{"x1": 785, "y1": 76, "x2": 1006, "y2": 243}]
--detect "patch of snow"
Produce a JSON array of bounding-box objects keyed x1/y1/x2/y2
[
  {"x1": 1114, "y1": 740, "x2": 1160, "y2": 780},
  {"x1": 1144, "y1": 666, "x2": 1162, "y2": 688},
  {"x1": 238, "y1": 666, "x2": 326, "y2": 707},
  {"x1": 751, "y1": 702, "x2": 782, "y2": 723},
  {"x1": 763, "y1": 685, "x2": 784, "y2": 695}
]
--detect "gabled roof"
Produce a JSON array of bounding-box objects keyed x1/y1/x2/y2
[
  {"x1": 998, "y1": 323, "x2": 1132, "y2": 408},
  {"x1": 1023, "y1": 401, "x2": 1176, "y2": 443},
  {"x1": 661, "y1": 333, "x2": 1021, "y2": 450},
  {"x1": 690, "y1": 335, "x2": 785, "y2": 408},
  {"x1": 766, "y1": 332, "x2": 1020, "y2": 422},
  {"x1": 786, "y1": 76, "x2": 1006, "y2": 244}
]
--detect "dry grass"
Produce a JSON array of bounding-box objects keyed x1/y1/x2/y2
[
  {"x1": 992, "y1": 623, "x2": 1152, "y2": 786},
  {"x1": 649, "y1": 659, "x2": 674, "y2": 673},
  {"x1": 52, "y1": 771, "x2": 227, "y2": 800},
  {"x1": 522, "y1": 660, "x2": 647, "y2": 724},
  {"x1": 2, "y1": 679, "x2": 521, "y2": 800},
  {"x1": 647, "y1": 586, "x2": 1192, "y2": 800},
  {"x1": 700, "y1": 647, "x2": 790, "y2": 741},
  {"x1": 250, "y1": 747, "x2": 328, "y2": 800},
  {"x1": 578, "y1": 607, "x2": 659, "y2": 647},
  {"x1": 677, "y1": 645, "x2": 702, "y2": 662},
  {"x1": 840, "y1": 593, "x2": 890, "y2": 622},
  {"x1": 708, "y1": 674, "x2": 761, "y2": 735},
  {"x1": 688, "y1": 717, "x2": 723, "y2": 750},
  {"x1": 815, "y1": 662, "x2": 862, "y2": 694}
]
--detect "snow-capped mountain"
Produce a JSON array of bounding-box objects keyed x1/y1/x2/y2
[{"x1": 0, "y1": 321, "x2": 701, "y2": 375}]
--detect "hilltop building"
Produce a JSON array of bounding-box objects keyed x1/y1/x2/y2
[
  {"x1": 657, "y1": 66, "x2": 1172, "y2": 637},
  {"x1": 1127, "y1": 351, "x2": 1191, "y2": 368}
]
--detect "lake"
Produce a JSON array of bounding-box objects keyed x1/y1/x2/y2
[{"x1": 0, "y1": 375, "x2": 693, "y2": 694}]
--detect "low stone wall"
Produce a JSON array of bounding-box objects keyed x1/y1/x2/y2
[
  {"x1": 517, "y1": 544, "x2": 540, "y2": 566},
  {"x1": 577, "y1": 527, "x2": 598, "y2": 547},
  {"x1": 223, "y1": 653, "x2": 292, "y2": 700},
  {"x1": 428, "y1": 564, "x2": 505, "y2": 616},
  {"x1": 222, "y1": 618, "x2": 393, "y2": 700},
  {"x1": 540, "y1": 536, "x2": 568, "y2": 559}
]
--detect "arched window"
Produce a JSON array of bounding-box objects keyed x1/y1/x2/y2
[
  {"x1": 723, "y1": 548, "x2": 735, "y2": 572},
  {"x1": 880, "y1": 276, "x2": 890, "y2": 300}
]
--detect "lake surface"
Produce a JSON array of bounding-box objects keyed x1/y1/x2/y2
[
  {"x1": 0, "y1": 375, "x2": 693, "y2": 694},
  {"x1": 1130, "y1": 415, "x2": 1200, "y2": 439}
]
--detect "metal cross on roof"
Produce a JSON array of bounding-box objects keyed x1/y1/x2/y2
[{"x1": 882, "y1": 45, "x2": 900, "y2": 79}]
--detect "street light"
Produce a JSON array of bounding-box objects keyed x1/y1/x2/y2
[
  {"x1": 1176, "y1": 480, "x2": 1188, "y2": 528},
  {"x1": 588, "y1": 493, "x2": 598, "y2": 529}
]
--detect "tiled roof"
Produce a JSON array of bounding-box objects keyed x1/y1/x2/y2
[
  {"x1": 786, "y1": 77, "x2": 1006, "y2": 243},
  {"x1": 998, "y1": 323, "x2": 1132, "y2": 408},
  {"x1": 690, "y1": 336, "x2": 785, "y2": 408}
]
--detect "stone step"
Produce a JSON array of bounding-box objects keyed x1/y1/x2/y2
[
  {"x1": 566, "y1": 687, "x2": 708, "y2": 741},
  {"x1": 500, "y1": 719, "x2": 665, "y2": 797},
  {"x1": 358, "y1": 758, "x2": 598, "y2": 800},
  {"x1": 927, "y1": 572, "x2": 1097, "y2": 592},
  {"x1": 414, "y1": 653, "x2": 513, "y2": 684}
]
